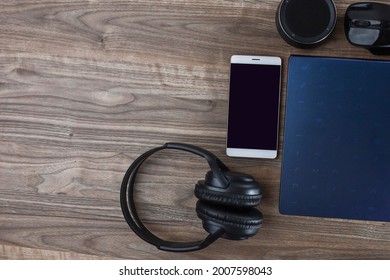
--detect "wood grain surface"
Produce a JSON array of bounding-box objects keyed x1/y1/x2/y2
[{"x1": 0, "y1": 0, "x2": 389, "y2": 259}]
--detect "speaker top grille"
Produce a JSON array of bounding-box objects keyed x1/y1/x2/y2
[{"x1": 276, "y1": 0, "x2": 337, "y2": 47}]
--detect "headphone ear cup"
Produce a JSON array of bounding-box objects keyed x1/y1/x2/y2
[
  {"x1": 195, "y1": 171, "x2": 262, "y2": 207},
  {"x1": 194, "y1": 186, "x2": 261, "y2": 208},
  {"x1": 196, "y1": 200, "x2": 263, "y2": 240}
]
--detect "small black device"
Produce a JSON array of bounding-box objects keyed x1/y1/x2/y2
[
  {"x1": 226, "y1": 55, "x2": 282, "y2": 159},
  {"x1": 345, "y1": 2, "x2": 390, "y2": 55},
  {"x1": 120, "y1": 143, "x2": 263, "y2": 252},
  {"x1": 276, "y1": 0, "x2": 337, "y2": 48}
]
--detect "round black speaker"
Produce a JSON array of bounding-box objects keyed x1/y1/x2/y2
[{"x1": 276, "y1": 0, "x2": 337, "y2": 48}]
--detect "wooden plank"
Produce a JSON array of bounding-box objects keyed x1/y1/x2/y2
[{"x1": 0, "y1": 0, "x2": 389, "y2": 259}]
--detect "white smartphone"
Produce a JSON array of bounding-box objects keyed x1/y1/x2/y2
[{"x1": 226, "y1": 55, "x2": 282, "y2": 159}]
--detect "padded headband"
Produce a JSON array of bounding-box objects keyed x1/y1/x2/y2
[{"x1": 120, "y1": 143, "x2": 230, "y2": 252}]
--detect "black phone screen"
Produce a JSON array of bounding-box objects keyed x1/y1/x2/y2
[{"x1": 227, "y1": 63, "x2": 281, "y2": 150}]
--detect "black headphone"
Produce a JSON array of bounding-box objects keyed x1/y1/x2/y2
[{"x1": 120, "y1": 142, "x2": 263, "y2": 252}]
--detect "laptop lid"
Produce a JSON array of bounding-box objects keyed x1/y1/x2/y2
[{"x1": 280, "y1": 55, "x2": 390, "y2": 222}]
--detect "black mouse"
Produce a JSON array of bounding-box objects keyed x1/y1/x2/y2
[{"x1": 345, "y1": 2, "x2": 390, "y2": 55}]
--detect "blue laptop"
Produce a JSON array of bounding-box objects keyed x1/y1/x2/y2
[{"x1": 280, "y1": 55, "x2": 390, "y2": 222}]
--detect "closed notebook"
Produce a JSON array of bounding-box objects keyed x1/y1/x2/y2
[{"x1": 280, "y1": 55, "x2": 390, "y2": 222}]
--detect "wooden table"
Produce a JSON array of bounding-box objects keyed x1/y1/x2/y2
[{"x1": 1, "y1": 0, "x2": 389, "y2": 259}]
